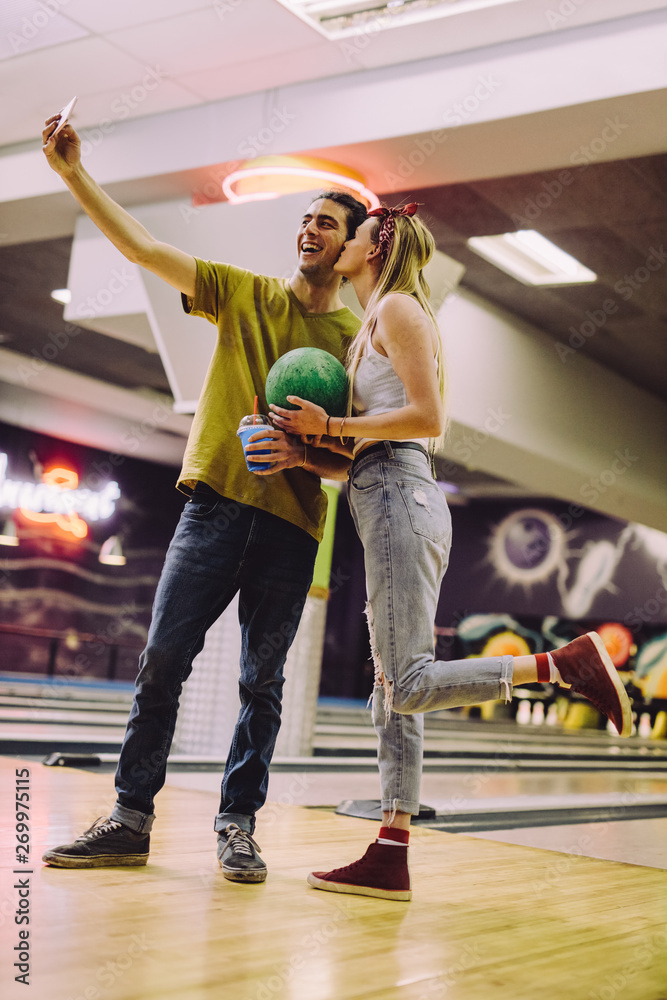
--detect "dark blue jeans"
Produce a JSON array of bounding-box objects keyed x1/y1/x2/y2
[{"x1": 110, "y1": 484, "x2": 318, "y2": 836}]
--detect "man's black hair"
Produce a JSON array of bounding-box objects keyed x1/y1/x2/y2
[{"x1": 314, "y1": 189, "x2": 368, "y2": 240}]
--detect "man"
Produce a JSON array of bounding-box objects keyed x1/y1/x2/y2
[{"x1": 40, "y1": 112, "x2": 365, "y2": 882}]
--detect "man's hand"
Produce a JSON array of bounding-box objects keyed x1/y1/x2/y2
[
  {"x1": 42, "y1": 117, "x2": 81, "y2": 177},
  {"x1": 247, "y1": 428, "x2": 351, "y2": 480},
  {"x1": 246, "y1": 428, "x2": 307, "y2": 475}
]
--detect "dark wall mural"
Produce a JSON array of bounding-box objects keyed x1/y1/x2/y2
[
  {"x1": 0, "y1": 423, "x2": 184, "y2": 681},
  {"x1": 323, "y1": 490, "x2": 667, "y2": 709},
  {"x1": 438, "y1": 500, "x2": 667, "y2": 626},
  {"x1": 3, "y1": 420, "x2": 666, "y2": 715}
]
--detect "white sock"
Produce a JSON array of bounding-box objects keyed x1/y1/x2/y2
[
  {"x1": 376, "y1": 838, "x2": 408, "y2": 847},
  {"x1": 547, "y1": 651, "x2": 564, "y2": 685}
]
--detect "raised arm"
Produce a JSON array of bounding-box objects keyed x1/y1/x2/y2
[{"x1": 42, "y1": 116, "x2": 196, "y2": 298}]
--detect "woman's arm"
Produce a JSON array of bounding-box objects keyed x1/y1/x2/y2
[{"x1": 270, "y1": 294, "x2": 443, "y2": 440}]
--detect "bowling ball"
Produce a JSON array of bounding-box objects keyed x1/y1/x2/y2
[{"x1": 265, "y1": 347, "x2": 349, "y2": 416}]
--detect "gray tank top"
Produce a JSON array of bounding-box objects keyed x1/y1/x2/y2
[{"x1": 351, "y1": 338, "x2": 429, "y2": 455}]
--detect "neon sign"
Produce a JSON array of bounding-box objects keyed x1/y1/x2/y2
[
  {"x1": 220, "y1": 155, "x2": 380, "y2": 208},
  {"x1": 0, "y1": 453, "x2": 120, "y2": 540}
]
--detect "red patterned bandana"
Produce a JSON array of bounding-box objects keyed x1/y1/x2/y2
[{"x1": 367, "y1": 203, "x2": 419, "y2": 263}]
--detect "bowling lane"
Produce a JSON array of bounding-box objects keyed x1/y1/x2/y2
[{"x1": 469, "y1": 816, "x2": 667, "y2": 870}]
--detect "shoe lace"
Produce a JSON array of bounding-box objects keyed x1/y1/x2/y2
[
  {"x1": 76, "y1": 817, "x2": 123, "y2": 843},
  {"x1": 224, "y1": 824, "x2": 261, "y2": 858},
  {"x1": 328, "y1": 853, "x2": 369, "y2": 877}
]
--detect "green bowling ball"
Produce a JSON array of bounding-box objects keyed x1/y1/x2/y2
[{"x1": 265, "y1": 348, "x2": 349, "y2": 416}]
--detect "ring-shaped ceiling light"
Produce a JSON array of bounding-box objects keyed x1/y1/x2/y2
[{"x1": 222, "y1": 156, "x2": 381, "y2": 210}]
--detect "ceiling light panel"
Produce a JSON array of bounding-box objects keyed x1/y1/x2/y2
[
  {"x1": 278, "y1": 0, "x2": 523, "y2": 38},
  {"x1": 467, "y1": 231, "x2": 597, "y2": 286}
]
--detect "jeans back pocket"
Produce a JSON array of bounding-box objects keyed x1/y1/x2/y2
[{"x1": 397, "y1": 481, "x2": 450, "y2": 543}]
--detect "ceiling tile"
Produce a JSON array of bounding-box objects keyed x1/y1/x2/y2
[
  {"x1": 2, "y1": 92, "x2": 51, "y2": 152},
  {"x1": 610, "y1": 221, "x2": 667, "y2": 258},
  {"x1": 568, "y1": 160, "x2": 667, "y2": 226},
  {"x1": 553, "y1": 226, "x2": 667, "y2": 314},
  {"x1": 544, "y1": 226, "x2": 649, "y2": 282},
  {"x1": 469, "y1": 171, "x2": 596, "y2": 232},
  {"x1": 470, "y1": 156, "x2": 667, "y2": 236},
  {"x1": 417, "y1": 183, "x2": 518, "y2": 238},
  {"x1": 62, "y1": 0, "x2": 212, "y2": 34},
  {"x1": 586, "y1": 318, "x2": 667, "y2": 399},
  {"x1": 0, "y1": 1, "x2": 88, "y2": 62},
  {"x1": 178, "y1": 40, "x2": 351, "y2": 103},
  {"x1": 70, "y1": 81, "x2": 202, "y2": 138},
  {"x1": 553, "y1": 280, "x2": 643, "y2": 322},
  {"x1": 106, "y1": 2, "x2": 320, "y2": 81},
  {"x1": 0, "y1": 37, "x2": 184, "y2": 144},
  {"x1": 374, "y1": 183, "x2": 515, "y2": 243},
  {"x1": 624, "y1": 154, "x2": 667, "y2": 199}
]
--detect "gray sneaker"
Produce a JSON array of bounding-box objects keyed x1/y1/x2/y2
[
  {"x1": 42, "y1": 816, "x2": 149, "y2": 868},
  {"x1": 217, "y1": 823, "x2": 267, "y2": 883}
]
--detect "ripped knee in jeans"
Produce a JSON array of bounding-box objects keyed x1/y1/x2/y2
[{"x1": 364, "y1": 601, "x2": 394, "y2": 725}]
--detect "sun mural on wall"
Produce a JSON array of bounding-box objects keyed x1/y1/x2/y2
[
  {"x1": 478, "y1": 508, "x2": 667, "y2": 712},
  {"x1": 488, "y1": 509, "x2": 667, "y2": 621}
]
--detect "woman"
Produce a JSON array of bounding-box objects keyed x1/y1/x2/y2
[{"x1": 270, "y1": 204, "x2": 632, "y2": 901}]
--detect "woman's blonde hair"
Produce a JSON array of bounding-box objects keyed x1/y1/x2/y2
[{"x1": 346, "y1": 209, "x2": 448, "y2": 442}]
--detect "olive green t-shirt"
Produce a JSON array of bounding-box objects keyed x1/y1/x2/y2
[{"x1": 178, "y1": 258, "x2": 360, "y2": 542}]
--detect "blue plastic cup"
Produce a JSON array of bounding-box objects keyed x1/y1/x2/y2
[{"x1": 237, "y1": 415, "x2": 274, "y2": 471}]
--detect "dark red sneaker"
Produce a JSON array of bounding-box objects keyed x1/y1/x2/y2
[
  {"x1": 307, "y1": 842, "x2": 411, "y2": 901},
  {"x1": 552, "y1": 632, "x2": 632, "y2": 737}
]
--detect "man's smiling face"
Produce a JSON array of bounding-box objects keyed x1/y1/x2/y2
[{"x1": 296, "y1": 198, "x2": 350, "y2": 282}]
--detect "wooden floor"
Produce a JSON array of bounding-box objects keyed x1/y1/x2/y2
[{"x1": 2, "y1": 758, "x2": 667, "y2": 1000}]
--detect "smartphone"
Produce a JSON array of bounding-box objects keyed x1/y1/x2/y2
[{"x1": 51, "y1": 95, "x2": 77, "y2": 138}]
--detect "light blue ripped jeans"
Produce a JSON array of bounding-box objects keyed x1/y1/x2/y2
[{"x1": 348, "y1": 442, "x2": 514, "y2": 816}]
